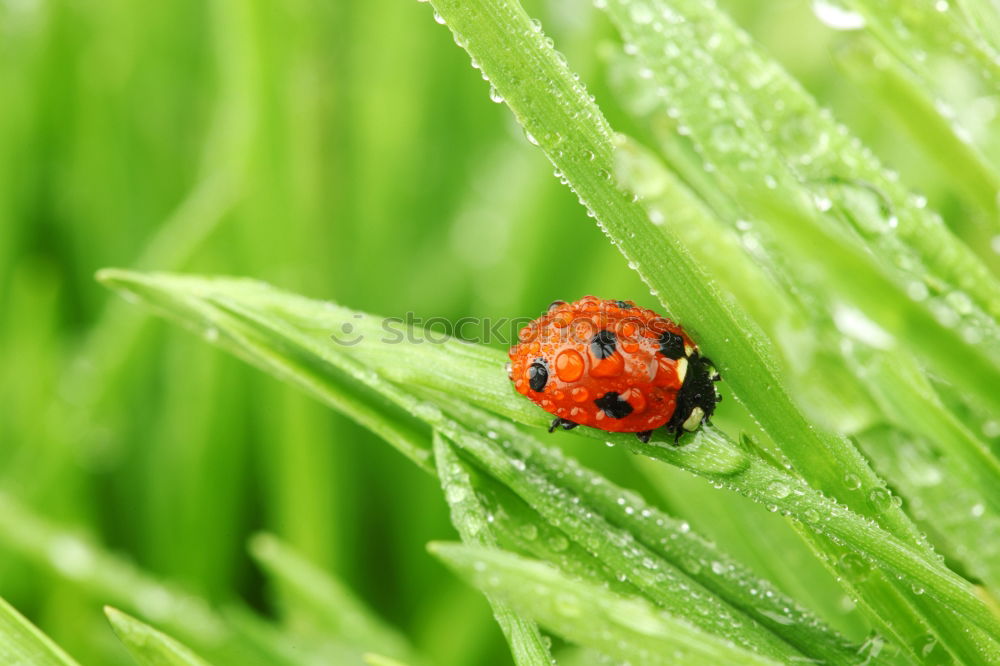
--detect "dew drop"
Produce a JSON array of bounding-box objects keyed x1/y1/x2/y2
[
  {"x1": 629, "y1": 2, "x2": 654, "y2": 24},
  {"x1": 768, "y1": 480, "x2": 791, "y2": 499},
  {"x1": 868, "y1": 487, "x2": 892, "y2": 512},
  {"x1": 446, "y1": 486, "x2": 468, "y2": 503},
  {"x1": 811, "y1": 0, "x2": 866, "y2": 29}
]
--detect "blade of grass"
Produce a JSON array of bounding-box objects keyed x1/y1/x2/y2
[
  {"x1": 429, "y1": 542, "x2": 780, "y2": 666},
  {"x1": 0, "y1": 492, "x2": 298, "y2": 666},
  {"x1": 0, "y1": 595, "x2": 81, "y2": 666},
  {"x1": 104, "y1": 607, "x2": 212, "y2": 666},
  {"x1": 842, "y1": 0, "x2": 1000, "y2": 105},
  {"x1": 833, "y1": 34, "x2": 1000, "y2": 221},
  {"x1": 247, "y1": 533, "x2": 416, "y2": 663},
  {"x1": 433, "y1": 433, "x2": 554, "y2": 666},
  {"x1": 631, "y1": 458, "x2": 872, "y2": 640}
]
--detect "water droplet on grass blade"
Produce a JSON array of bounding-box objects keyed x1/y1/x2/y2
[
  {"x1": 768, "y1": 480, "x2": 791, "y2": 499},
  {"x1": 811, "y1": 2, "x2": 865, "y2": 30},
  {"x1": 868, "y1": 487, "x2": 892, "y2": 512}
]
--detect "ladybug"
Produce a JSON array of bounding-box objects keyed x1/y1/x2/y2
[{"x1": 507, "y1": 296, "x2": 721, "y2": 443}]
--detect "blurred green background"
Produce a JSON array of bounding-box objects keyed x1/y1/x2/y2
[{"x1": 1, "y1": 0, "x2": 994, "y2": 663}]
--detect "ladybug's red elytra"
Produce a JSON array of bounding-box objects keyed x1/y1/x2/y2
[{"x1": 507, "y1": 296, "x2": 721, "y2": 443}]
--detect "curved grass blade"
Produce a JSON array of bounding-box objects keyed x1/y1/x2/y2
[
  {"x1": 0, "y1": 492, "x2": 302, "y2": 666},
  {"x1": 832, "y1": 34, "x2": 1000, "y2": 223},
  {"x1": 429, "y1": 542, "x2": 780, "y2": 666},
  {"x1": 160, "y1": 280, "x2": 815, "y2": 662},
  {"x1": 433, "y1": 433, "x2": 554, "y2": 666},
  {"x1": 105, "y1": 607, "x2": 212, "y2": 666},
  {"x1": 248, "y1": 533, "x2": 416, "y2": 663},
  {"x1": 843, "y1": 0, "x2": 1000, "y2": 107},
  {"x1": 0, "y1": 595, "x2": 80, "y2": 666}
]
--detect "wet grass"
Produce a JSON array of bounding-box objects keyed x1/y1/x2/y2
[{"x1": 2, "y1": 0, "x2": 1000, "y2": 664}]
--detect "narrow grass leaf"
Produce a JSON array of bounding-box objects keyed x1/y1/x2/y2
[
  {"x1": 833, "y1": 34, "x2": 1000, "y2": 219},
  {"x1": 97, "y1": 270, "x2": 433, "y2": 472},
  {"x1": 0, "y1": 492, "x2": 297, "y2": 666},
  {"x1": 433, "y1": 433, "x2": 554, "y2": 666},
  {"x1": 248, "y1": 533, "x2": 415, "y2": 662},
  {"x1": 846, "y1": 0, "x2": 1000, "y2": 101},
  {"x1": 105, "y1": 607, "x2": 212, "y2": 666},
  {"x1": 363, "y1": 654, "x2": 412, "y2": 666},
  {"x1": 429, "y1": 542, "x2": 780, "y2": 666},
  {"x1": 0, "y1": 595, "x2": 80, "y2": 666}
]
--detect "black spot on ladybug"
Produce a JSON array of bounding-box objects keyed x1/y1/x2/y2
[
  {"x1": 547, "y1": 300, "x2": 567, "y2": 311},
  {"x1": 635, "y1": 430, "x2": 653, "y2": 443},
  {"x1": 591, "y1": 330, "x2": 617, "y2": 359},
  {"x1": 658, "y1": 331, "x2": 685, "y2": 360},
  {"x1": 615, "y1": 300, "x2": 633, "y2": 309},
  {"x1": 528, "y1": 358, "x2": 549, "y2": 392},
  {"x1": 548, "y1": 417, "x2": 578, "y2": 433},
  {"x1": 594, "y1": 391, "x2": 633, "y2": 419}
]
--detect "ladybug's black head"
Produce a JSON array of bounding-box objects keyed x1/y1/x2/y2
[{"x1": 666, "y1": 354, "x2": 721, "y2": 435}]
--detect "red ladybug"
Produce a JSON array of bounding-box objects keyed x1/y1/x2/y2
[{"x1": 507, "y1": 296, "x2": 720, "y2": 443}]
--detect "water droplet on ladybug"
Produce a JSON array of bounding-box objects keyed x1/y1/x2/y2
[{"x1": 556, "y1": 349, "x2": 585, "y2": 382}]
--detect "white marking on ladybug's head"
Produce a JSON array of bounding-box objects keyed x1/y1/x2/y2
[
  {"x1": 675, "y1": 357, "x2": 688, "y2": 383},
  {"x1": 684, "y1": 344, "x2": 695, "y2": 357},
  {"x1": 682, "y1": 406, "x2": 705, "y2": 431}
]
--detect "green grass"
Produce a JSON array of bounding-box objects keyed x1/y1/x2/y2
[{"x1": 2, "y1": 0, "x2": 1000, "y2": 664}]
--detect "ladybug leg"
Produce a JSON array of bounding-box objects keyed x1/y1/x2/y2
[
  {"x1": 635, "y1": 430, "x2": 653, "y2": 444},
  {"x1": 548, "y1": 417, "x2": 578, "y2": 433},
  {"x1": 672, "y1": 428, "x2": 683, "y2": 445}
]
